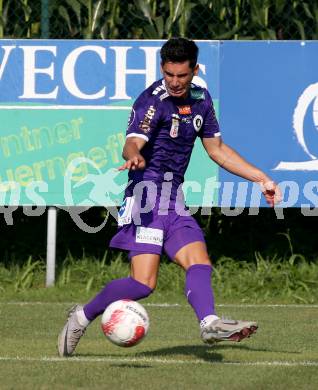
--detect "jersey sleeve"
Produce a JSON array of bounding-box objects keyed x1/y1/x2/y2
[
  {"x1": 198, "y1": 90, "x2": 221, "y2": 138},
  {"x1": 126, "y1": 93, "x2": 160, "y2": 142}
]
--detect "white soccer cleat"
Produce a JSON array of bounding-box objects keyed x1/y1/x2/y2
[
  {"x1": 58, "y1": 304, "x2": 87, "y2": 357},
  {"x1": 200, "y1": 316, "x2": 258, "y2": 344}
]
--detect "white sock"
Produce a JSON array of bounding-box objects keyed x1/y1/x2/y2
[
  {"x1": 76, "y1": 308, "x2": 90, "y2": 327},
  {"x1": 200, "y1": 314, "x2": 220, "y2": 329}
]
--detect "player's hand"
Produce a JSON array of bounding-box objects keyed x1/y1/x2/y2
[
  {"x1": 260, "y1": 180, "x2": 282, "y2": 207},
  {"x1": 118, "y1": 155, "x2": 146, "y2": 171}
]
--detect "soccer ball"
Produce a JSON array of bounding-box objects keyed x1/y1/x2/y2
[{"x1": 101, "y1": 299, "x2": 149, "y2": 347}]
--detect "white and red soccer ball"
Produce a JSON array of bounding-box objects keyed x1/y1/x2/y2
[{"x1": 101, "y1": 299, "x2": 149, "y2": 347}]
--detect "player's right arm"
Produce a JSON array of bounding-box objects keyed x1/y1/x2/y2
[
  {"x1": 118, "y1": 136, "x2": 147, "y2": 171},
  {"x1": 118, "y1": 85, "x2": 161, "y2": 171}
]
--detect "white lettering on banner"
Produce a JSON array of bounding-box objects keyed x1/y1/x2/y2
[
  {"x1": 274, "y1": 82, "x2": 318, "y2": 171},
  {"x1": 62, "y1": 46, "x2": 106, "y2": 99},
  {"x1": 19, "y1": 46, "x2": 58, "y2": 99},
  {"x1": 0, "y1": 46, "x2": 16, "y2": 80},
  {"x1": 136, "y1": 227, "x2": 163, "y2": 246},
  {"x1": 109, "y1": 46, "x2": 160, "y2": 100},
  {"x1": 0, "y1": 43, "x2": 208, "y2": 102}
]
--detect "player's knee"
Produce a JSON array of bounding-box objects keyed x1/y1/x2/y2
[
  {"x1": 133, "y1": 275, "x2": 157, "y2": 291},
  {"x1": 177, "y1": 256, "x2": 212, "y2": 270},
  {"x1": 186, "y1": 257, "x2": 212, "y2": 269},
  {"x1": 174, "y1": 242, "x2": 212, "y2": 269},
  {"x1": 142, "y1": 280, "x2": 157, "y2": 291}
]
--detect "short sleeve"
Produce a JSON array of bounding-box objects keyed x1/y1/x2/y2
[
  {"x1": 198, "y1": 90, "x2": 221, "y2": 139},
  {"x1": 126, "y1": 93, "x2": 160, "y2": 142}
]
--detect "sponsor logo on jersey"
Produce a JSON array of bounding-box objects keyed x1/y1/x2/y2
[
  {"x1": 181, "y1": 116, "x2": 192, "y2": 124},
  {"x1": 190, "y1": 89, "x2": 205, "y2": 100},
  {"x1": 193, "y1": 114, "x2": 203, "y2": 132},
  {"x1": 178, "y1": 105, "x2": 192, "y2": 115},
  {"x1": 136, "y1": 227, "x2": 163, "y2": 246},
  {"x1": 170, "y1": 113, "x2": 180, "y2": 138},
  {"x1": 139, "y1": 105, "x2": 156, "y2": 133}
]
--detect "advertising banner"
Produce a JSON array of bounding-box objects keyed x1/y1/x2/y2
[
  {"x1": 1, "y1": 40, "x2": 317, "y2": 208},
  {"x1": 220, "y1": 41, "x2": 318, "y2": 210},
  {"x1": 0, "y1": 40, "x2": 219, "y2": 207}
]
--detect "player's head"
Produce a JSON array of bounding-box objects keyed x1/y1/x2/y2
[
  {"x1": 160, "y1": 38, "x2": 199, "y2": 99},
  {"x1": 160, "y1": 37, "x2": 199, "y2": 69}
]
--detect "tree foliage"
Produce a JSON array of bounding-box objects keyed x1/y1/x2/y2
[{"x1": 0, "y1": 0, "x2": 318, "y2": 39}]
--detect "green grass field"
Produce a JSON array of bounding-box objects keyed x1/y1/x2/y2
[{"x1": 0, "y1": 300, "x2": 317, "y2": 389}]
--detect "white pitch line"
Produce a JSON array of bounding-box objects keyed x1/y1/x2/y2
[
  {"x1": 0, "y1": 356, "x2": 317, "y2": 367},
  {"x1": 0, "y1": 105, "x2": 131, "y2": 110},
  {"x1": 1, "y1": 302, "x2": 318, "y2": 309},
  {"x1": 216, "y1": 304, "x2": 318, "y2": 308}
]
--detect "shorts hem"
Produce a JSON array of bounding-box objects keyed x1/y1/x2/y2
[
  {"x1": 110, "y1": 241, "x2": 162, "y2": 256},
  {"x1": 165, "y1": 228, "x2": 205, "y2": 260}
]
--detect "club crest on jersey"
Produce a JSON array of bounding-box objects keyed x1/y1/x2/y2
[
  {"x1": 193, "y1": 114, "x2": 203, "y2": 132},
  {"x1": 178, "y1": 105, "x2": 192, "y2": 115},
  {"x1": 170, "y1": 113, "x2": 180, "y2": 138},
  {"x1": 139, "y1": 105, "x2": 156, "y2": 133}
]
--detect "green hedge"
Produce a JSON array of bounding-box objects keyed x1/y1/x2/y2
[{"x1": 1, "y1": 0, "x2": 317, "y2": 40}]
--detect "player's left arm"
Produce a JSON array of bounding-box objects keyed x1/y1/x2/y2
[{"x1": 202, "y1": 136, "x2": 282, "y2": 206}]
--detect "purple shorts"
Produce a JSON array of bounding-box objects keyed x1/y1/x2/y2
[{"x1": 109, "y1": 195, "x2": 205, "y2": 260}]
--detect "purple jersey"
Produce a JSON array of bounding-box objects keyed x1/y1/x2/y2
[{"x1": 126, "y1": 79, "x2": 220, "y2": 198}]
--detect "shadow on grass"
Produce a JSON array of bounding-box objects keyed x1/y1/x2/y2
[
  {"x1": 79, "y1": 345, "x2": 223, "y2": 363},
  {"x1": 134, "y1": 342, "x2": 301, "y2": 361},
  {"x1": 78, "y1": 340, "x2": 301, "y2": 363},
  {"x1": 136, "y1": 344, "x2": 223, "y2": 362},
  {"x1": 215, "y1": 344, "x2": 301, "y2": 355},
  {"x1": 109, "y1": 364, "x2": 153, "y2": 369}
]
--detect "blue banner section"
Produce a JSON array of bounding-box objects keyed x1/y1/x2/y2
[
  {"x1": 219, "y1": 41, "x2": 318, "y2": 208},
  {"x1": 0, "y1": 40, "x2": 219, "y2": 105}
]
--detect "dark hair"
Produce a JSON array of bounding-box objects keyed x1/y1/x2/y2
[{"x1": 160, "y1": 38, "x2": 198, "y2": 69}]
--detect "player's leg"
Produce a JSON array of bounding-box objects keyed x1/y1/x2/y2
[
  {"x1": 58, "y1": 253, "x2": 160, "y2": 357},
  {"x1": 83, "y1": 253, "x2": 159, "y2": 321},
  {"x1": 130, "y1": 253, "x2": 160, "y2": 290},
  {"x1": 173, "y1": 240, "x2": 217, "y2": 322},
  {"x1": 164, "y1": 213, "x2": 257, "y2": 344},
  {"x1": 173, "y1": 240, "x2": 258, "y2": 344},
  {"x1": 58, "y1": 187, "x2": 165, "y2": 357}
]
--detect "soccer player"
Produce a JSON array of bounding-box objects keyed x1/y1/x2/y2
[{"x1": 58, "y1": 38, "x2": 281, "y2": 356}]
